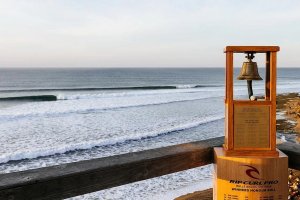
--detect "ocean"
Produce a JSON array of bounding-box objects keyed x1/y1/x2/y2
[{"x1": 0, "y1": 68, "x2": 300, "y2": 199}]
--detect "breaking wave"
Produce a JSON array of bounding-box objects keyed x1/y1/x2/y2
[
  {"x1": 0, "y1": 115, "x2": 224, "y2": 164},
  {"x1": 0, "y1": 84, "x2": 221, "y2": 93}
]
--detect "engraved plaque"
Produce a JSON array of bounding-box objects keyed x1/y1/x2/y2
[{"x1": 234, "y1": 105, "x2": 270, "y2": 149}]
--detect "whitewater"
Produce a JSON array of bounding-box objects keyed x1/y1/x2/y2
[
  {"x1": 0, "y1": 87, "x2": 226, "y2": 164},
  {"x1": 1, "y1": 68, "x2": 300, "y2": 199},
  {"x1": 0, "y1": 84, "x2": 227, "y2": 199}
]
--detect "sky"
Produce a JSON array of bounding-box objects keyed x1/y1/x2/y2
[{"x1": 0, "y1": 0, "x2": 300, "y2": 68}]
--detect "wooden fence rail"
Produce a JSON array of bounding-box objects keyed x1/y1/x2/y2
[{"x1": 0, "y1": 136, "x2": 299, "y2": 200}]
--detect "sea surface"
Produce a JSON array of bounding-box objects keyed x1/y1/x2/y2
[{"x1": 0, "y1": 68, "x2": 299, "y2": 199}]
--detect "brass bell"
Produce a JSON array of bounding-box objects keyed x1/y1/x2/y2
[
  {"x1": 237, "y1": 52, "x2": 262, "y2": 100},
  {"x1": 237, "y1": 53, "x2": 262, "y2": 80}
]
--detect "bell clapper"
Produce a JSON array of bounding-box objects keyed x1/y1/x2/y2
[
  {"x1": 247, "y1": 80, "x2": 253, "y2": 99},
  {"x1": 246, "y1": 53, "x2": 254, "y2": 99}
]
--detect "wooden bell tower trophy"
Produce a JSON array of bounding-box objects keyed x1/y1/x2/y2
[{"x1": 213, "y1": 46, "x2": 288, "y2": 199}]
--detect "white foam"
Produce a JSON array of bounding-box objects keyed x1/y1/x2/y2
[
  {"x1": 68, "y1": 165, "x2": 214, "y2": 200},
  {"x1": 151, "y1": 179, "x2": 212, "y2": 200},
  {"x1": 0, "y1": 90, "x2": 224, "y2": 121},
  {"x1": 56, "y1": 87, "x2": 219, "y2": 100},
  {"x1": 176, "y1": 85, "x2": 197, "y2": 89},
  {"x1": 0, "y1": 115, "x2": 223, "y2": 164}
]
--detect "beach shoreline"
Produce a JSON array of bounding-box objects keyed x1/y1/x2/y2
[{"x1": 277, "y1": 93, "x2": 300, "y2": 143}]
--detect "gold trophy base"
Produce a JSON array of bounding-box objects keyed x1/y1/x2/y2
[{"x1": 213, "y1": 147, "x2": 288, "y2": 200}]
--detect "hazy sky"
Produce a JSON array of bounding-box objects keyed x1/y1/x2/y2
[{"x1": 0, "y1": 0, "x2": 300, "y2": 68}]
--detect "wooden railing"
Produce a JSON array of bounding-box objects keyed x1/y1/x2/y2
[{"x1": 0, "y1": 136, "x2": 299, "y2": 200}]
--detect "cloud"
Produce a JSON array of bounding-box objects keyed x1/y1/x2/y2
[{"x1": 0, "y1": 0, "x2": 300, "y2": 67}]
